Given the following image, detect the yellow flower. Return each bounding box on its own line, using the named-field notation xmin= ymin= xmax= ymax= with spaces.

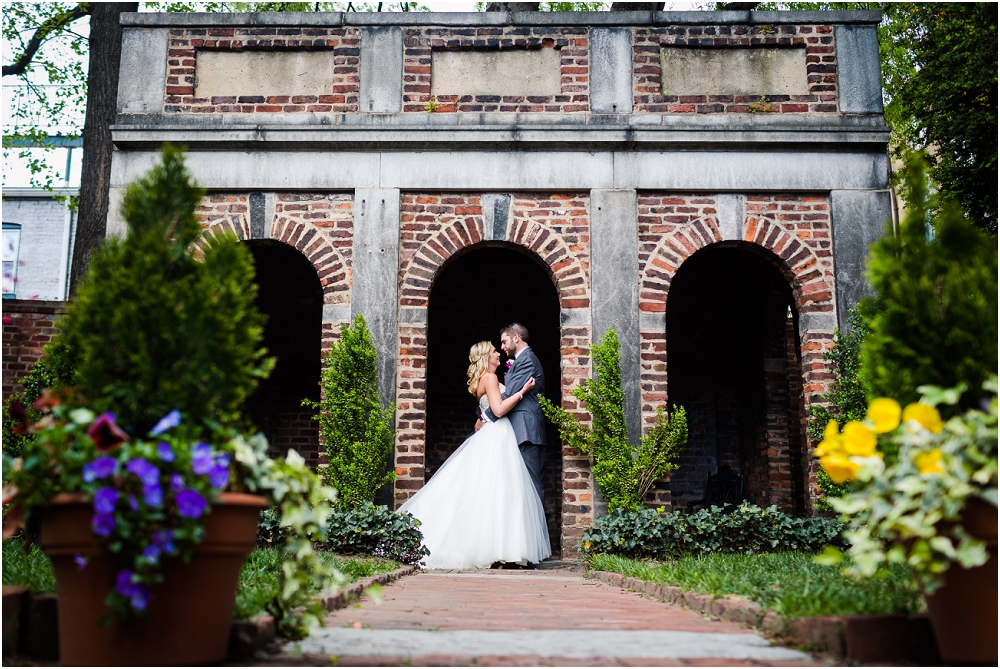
xmin=914 ymin=449 xmax=945 ymax=475
xmin=814 ymin=420 xmax=843 ymax=458
xmin=867 ymin=398 xmax=901 ymax=433
xmin=903 ymin=403 xmax=944 ymax=434
xmin=841 ymin=420 xmax=877 ymax=457
xmin=820 ymin=454 xmax=861 ymax=484
xmin=583 ymin=541 xmax=592 ymax=550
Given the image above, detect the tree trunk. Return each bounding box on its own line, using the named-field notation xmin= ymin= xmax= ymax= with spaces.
xmin=70 ymin=3 xmax=137 ymax=296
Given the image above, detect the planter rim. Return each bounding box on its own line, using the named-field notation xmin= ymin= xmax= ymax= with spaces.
xmin=47 ymin=491 xmax=269 ymax=507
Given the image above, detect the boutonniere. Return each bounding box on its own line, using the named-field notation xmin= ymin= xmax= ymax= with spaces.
xmin=505 ymin=360 xmax=514 ymax=371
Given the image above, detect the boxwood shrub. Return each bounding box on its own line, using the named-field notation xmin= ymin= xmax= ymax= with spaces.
xmin=583 ymin=502 xmax=848 ymax=559
xmin=258 ymin=501 xmax=428 ymax=565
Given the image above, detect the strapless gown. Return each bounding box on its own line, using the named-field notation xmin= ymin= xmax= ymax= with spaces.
xmin=399 ymin=386 xmax=551 ymax=569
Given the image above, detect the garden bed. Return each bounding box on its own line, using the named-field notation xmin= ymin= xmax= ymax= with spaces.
xmin=589 ymin=552 xmax=940 ymax=663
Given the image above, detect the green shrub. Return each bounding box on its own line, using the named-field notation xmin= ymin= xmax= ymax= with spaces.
xmin=540 ymin=328 xmax=688 ymax=511
xmin=322 ymin=502 xmax=428 ymax=565
xmin=51 ymin=145 xmax=272 ymax=437
xmin=807 ymin=306 xmax=873 ymax=503
xmin=583 ymin=502 xmax=847 ymax=559
xmin=2 ymin=537 xmax=56 ymax=594
xmin=305 ymin=314 xmax=395 ymax=508
xmin=861 ymin=153 xmax=998 ymax=417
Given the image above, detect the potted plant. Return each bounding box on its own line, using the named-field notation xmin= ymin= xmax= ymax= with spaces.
xmin=1 ymin=147 xmax=343 ymax=665
xmin=815 ymin=378 xmax=998 ymax=664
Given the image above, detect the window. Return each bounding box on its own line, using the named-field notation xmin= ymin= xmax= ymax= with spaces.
xmin=3 ymin=223 xmax=21 ymax=298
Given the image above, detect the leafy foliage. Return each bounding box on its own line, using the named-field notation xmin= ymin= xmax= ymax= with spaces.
xmin=582 ymin=502 xmax=848 ymax=559
xmin=591 ymin=552 xmax=921 ymax=618
xmin=806 ymin=306 xmax=871 ymax=500
xmin=1 ymin=339 xmax=78 ymax=461
xmin=53 ymin=145 xmax=273 ymax=437
xmin=860 ymin=154 xmax=998 ymax=414
xmin=2 ymin=536 xmax=57 ymax=594
xmin=540 ymin=328 xmax=687 ymax=511
xmin=823 ymin=379 xmax=998 ymax=594
xmin=305 ymin=314 xmax=395 ymax=508
xmin=320 ymin=501 xmax=428 ymax=565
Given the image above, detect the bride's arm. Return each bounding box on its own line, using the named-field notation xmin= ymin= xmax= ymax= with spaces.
xmin=481 ymin=374 xmax=523 ymax=418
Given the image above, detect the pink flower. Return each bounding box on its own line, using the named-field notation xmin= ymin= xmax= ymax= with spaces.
xmin=505 ymin=360 xmax=514 ymax=370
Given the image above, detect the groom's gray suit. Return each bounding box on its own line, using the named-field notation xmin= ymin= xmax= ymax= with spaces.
xmin=484 ymin=346 xmax=547 ymax=503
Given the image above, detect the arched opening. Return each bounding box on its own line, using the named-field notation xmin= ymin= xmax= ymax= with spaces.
xmin=426 ymin=243 xmax=562 ymax=554
xmin=666 ymin=244 xmax=807 ymax=514
xmin=245 ymin=241 xmax=324 ymax=466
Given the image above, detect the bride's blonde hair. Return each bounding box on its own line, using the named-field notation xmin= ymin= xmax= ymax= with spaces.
xmin=466 ymin=341 xmax=493 ymax=396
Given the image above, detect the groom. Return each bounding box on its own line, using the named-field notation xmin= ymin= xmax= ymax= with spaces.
xmin=483 ymin=323 xmax=547 ymax=503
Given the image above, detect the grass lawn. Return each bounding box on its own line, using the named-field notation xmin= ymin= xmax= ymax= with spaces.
xmin=2 ymin=538 xmax=399 ymax=620
xmin=591 ymin=552 xmax=923 ymax=618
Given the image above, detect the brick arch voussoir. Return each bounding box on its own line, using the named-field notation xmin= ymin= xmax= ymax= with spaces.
xmin=400 ymin=216 xmax=487 ymax=308
xmin=507 ymin=220 xmax=588 ymax=306
xmin=641 ymin=217 xmax=723 ymax=306
xmin=743 ymin=218 xmax=824 ymax=314
xmin=272 ymin=220 xmax=348 ymax=302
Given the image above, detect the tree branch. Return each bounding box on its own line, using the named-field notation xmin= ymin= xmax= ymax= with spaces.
xmin=2 ymin=3 xmax=92 ymax=78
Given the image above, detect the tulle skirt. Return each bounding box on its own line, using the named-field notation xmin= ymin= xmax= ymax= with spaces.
xmin=399 ymin=417 xmax=551 ymax=570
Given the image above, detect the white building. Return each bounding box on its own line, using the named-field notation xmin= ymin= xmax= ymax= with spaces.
xmin=1 ymin=187 xmax=77 ymax=301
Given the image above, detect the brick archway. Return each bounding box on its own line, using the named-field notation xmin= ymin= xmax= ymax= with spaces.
xmin=395 ymin=193 xmax=594 ymax=553
xmin=637 ymin=194 xmax=836 ymax=509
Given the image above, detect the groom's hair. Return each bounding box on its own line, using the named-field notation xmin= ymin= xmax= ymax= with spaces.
xmin=501 ymin=322 xmax=529 ymax=343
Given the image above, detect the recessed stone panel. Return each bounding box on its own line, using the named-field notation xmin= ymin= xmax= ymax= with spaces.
xmin=430 ymin=48 xmax=562 ymax=97
xmin=660 ymin=47 xmax=809 ymax=97
xmin=194 ymin=50 xmax=334 ymax=98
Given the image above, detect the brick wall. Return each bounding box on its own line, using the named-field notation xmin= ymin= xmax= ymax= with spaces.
xmin=2 ymin=300 xmax=67 ymax=402
xmin=633 ymin=24 xmax=837 ymax=113
xmin=402 ymin=27 xmax=589 ymax=113
xmin=164 ymin=27 xmax=360 ymax=113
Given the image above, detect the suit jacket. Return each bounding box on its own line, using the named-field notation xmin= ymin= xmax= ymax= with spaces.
xmin=485 ymin=346 xmax=547 ymax=446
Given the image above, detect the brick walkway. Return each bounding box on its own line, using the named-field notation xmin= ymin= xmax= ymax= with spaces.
xmin=269 ymin=568 xmax=819 ymax=666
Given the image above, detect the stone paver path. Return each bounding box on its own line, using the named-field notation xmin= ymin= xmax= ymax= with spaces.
xmin=276 ymin=569 xmax=817 ymax=666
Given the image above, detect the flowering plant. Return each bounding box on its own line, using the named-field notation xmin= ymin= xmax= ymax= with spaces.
xmin=815 ymin=377 xmax=998 ymax=592
xmin=3 ymin=394 xmax=344 ymax=636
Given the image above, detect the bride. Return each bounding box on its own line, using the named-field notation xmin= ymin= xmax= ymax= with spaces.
xmin=400 ymin=341 xmax=552 ymax=569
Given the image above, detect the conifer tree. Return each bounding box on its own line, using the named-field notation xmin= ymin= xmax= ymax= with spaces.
xmin=53 ymin=145 xmax=272 ymax=436
xmin=306 ymin=314 xmax=395 ymax=507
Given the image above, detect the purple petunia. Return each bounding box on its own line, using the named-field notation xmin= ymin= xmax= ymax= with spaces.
xmin=83 ymin=457 xmax=117 ymax=483
xmin=142 ymin=483 xmax=163 ymax=507
xmin=157 ymin=441 xmax=175 ymax=462
xmin=115 ymin=570 xmax=151 ymax=611
xmin=170 ymin=473 xmax=185 ymax=491
xmin=74 ymin=553 xmax=88 ymax=571
xmin=175 ymin=489 xmax=207 ymax=518
xmin=127 ymin=495 xmax=139 ymax=512
xmin=87 ymin=413 xmax=129 ymax=452
xmin=93 ymin=487 xmax=118 ymax=515
xmin=152 ymin=529 xmax=174 ymax=553
xmin=208 ymin=465 xmax=229 ymax=489
xmin=191 ymin=442 xmax=214 ymax=475
xmin=142 ymin=545 xmax=160 ymax=564
xmin=149 ymin=410 xmax=181 ymax=436
xmin=125 ymin=458 xmax=160 ymax=486
xmin=92 ymin=513 xmax=116 ymax=537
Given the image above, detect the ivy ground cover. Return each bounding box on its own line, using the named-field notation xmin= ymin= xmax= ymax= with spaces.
xmin=2 ymin=538 xmax=398 ymax=620
xmin=591 ymin=552 xmax=921 ymax=618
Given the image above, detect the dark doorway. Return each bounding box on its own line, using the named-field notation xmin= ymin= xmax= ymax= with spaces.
xmin=666 ymin=245 xmax=807 ymax=513
xmin=245 ymin=242 xmax=324 ymax=466
xmin=426 ymin=243 xmax=562 ymax=554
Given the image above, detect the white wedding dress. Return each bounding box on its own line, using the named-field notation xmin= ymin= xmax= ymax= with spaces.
xmin=399 ymin=385 xmax=551 ymax=569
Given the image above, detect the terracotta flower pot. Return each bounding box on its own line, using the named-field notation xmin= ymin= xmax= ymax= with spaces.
xmin=39 ymin=492 xmax=268 ymax=666
xmin=923 ymin=496 xmax=998 ymax=664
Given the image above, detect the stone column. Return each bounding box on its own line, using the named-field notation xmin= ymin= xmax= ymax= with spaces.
xmin=830 ymin=190 xmax=892 ymax=331
xmin=353 ymin=189 xmax=401 ymax=505
xmin=360 ymin=26 xmax=403 ymax=113
xmin=590 ymin=190 xmax=641 ymax=439
xmin=589 ymin=27 xmax=633 ymax=114
xmin=834 ymin=24 xmax=884 ymax=114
